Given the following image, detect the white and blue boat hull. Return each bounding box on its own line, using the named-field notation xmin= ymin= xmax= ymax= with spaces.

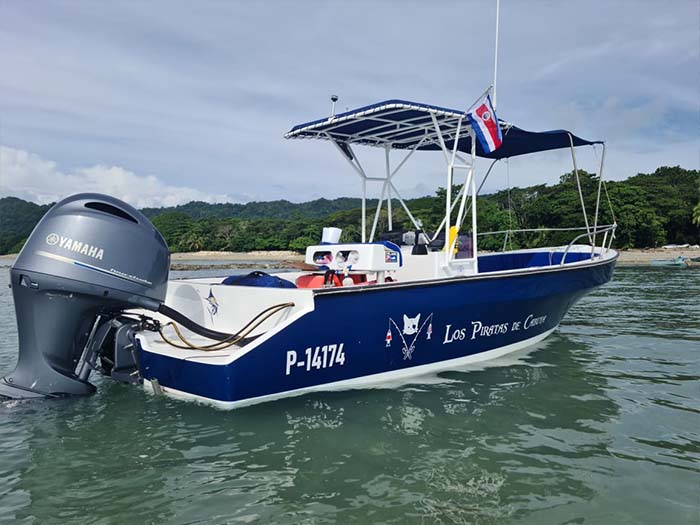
xmin=138 ymin=252 xmax=616 ymax=408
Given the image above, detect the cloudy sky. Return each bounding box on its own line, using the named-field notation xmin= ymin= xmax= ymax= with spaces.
xmin=1 ymin=1 xmax=698 ymax=207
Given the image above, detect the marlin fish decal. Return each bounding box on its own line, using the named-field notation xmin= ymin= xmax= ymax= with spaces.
xmin=206 ymin=288 xmax=219 ymax=321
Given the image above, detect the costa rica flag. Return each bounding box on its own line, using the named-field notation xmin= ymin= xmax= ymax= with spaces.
xmin=467 ymin=95 xmax=502 ymax=153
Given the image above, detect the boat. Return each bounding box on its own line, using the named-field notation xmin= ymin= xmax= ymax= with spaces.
xmin=0 ymin=96 xmax=618 ymax=408
xmin=650 ymin=256 xmax=690 ymax=267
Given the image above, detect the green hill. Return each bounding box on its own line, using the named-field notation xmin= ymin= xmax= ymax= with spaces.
xmin=1 ymin=166 xmax=697 ymax=254
xmin=0 ymin=197 xmax=53 ymax=254
xmin=140 ymin=197 xmax=379 ymax=221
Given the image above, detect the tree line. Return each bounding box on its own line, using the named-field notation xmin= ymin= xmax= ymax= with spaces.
xmin=1 ymin=165 xmax=698 ymax=255
xmin=149 ymin=166 xmax=700 ymax=252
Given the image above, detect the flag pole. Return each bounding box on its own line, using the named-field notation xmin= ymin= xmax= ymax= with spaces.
xmin=465 ymin=85 xmax=493 ymax=114
xmin=493 ymin=0 xmax=500 ymax=110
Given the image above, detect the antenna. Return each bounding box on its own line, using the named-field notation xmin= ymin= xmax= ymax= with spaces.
xmin=330 ymin=95 xmax=339 ymax=117
xmin=493 ymin=0 xmax=500 ymax=109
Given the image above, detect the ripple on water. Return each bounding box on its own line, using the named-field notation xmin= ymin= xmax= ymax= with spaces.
xmin=0 ymin=265 xmax=698 ymax=524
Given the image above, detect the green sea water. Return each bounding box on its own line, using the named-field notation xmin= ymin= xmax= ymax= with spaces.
xmin=0 ymin=262 xmax=698 ymax=524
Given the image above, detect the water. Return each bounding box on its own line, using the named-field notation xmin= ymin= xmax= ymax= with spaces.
xmin=0 ymin=260 xmax=698 ymax=524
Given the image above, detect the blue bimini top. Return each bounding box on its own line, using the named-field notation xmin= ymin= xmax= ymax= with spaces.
xmin=285 ymin=99 xmax=602 ymax=160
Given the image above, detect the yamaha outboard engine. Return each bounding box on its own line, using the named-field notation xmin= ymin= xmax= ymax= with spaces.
xmin=0 ymin=194 xmax=170 ymax=399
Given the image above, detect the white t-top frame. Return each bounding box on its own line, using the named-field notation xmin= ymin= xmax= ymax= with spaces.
xmin=309 ymin=106 xmax=482 ymax=271
xmin=285 ymin=96 xmax=614 ymax=274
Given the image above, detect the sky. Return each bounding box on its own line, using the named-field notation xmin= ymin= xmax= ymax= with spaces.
xmin=1 ymin=1 xmax=698 ymax=208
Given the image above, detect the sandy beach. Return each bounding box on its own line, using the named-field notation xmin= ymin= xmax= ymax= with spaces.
xmin=613 ymin=248 xmax=699 ymax=265
xmin=169 ymin=250 xmax=304 ymax=262
xmin=2 ymin=248 xmax=698 ymax=267
xmin=167 ymin=248 xmax=700 ymax=267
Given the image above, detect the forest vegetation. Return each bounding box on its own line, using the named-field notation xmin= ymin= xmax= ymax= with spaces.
xmin=1 ymin=166 xmax=697 ymax=255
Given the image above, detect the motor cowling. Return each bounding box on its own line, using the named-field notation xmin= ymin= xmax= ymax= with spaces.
xmin=0 ymin=193 xmax=170 ymax=399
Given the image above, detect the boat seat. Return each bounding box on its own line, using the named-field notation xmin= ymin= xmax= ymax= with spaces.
xmin=296 ymin=272 xmax=369 ymax=288
xmin=296 ymin=273 xmax=340 ymax=288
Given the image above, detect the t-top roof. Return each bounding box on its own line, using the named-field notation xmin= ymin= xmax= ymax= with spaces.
xmin=285 ymin=99 xmax=603 ymax=160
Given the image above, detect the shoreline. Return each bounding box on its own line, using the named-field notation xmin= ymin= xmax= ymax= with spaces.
xmin=613 ymin=248 xmax=699 ymax=265
xmin=167 ymin=248 xmax=700 ymax=266
xmin=1 ymin=248 xmax=697 ymax=267
xmin=169 ymin=250 xmax=304 ymax=262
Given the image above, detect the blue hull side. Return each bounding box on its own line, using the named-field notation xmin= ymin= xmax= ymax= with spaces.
xmin=140 ymin=259 xmax=616 ymax=403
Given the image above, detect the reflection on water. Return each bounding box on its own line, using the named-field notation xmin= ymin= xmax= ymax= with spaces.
xmin=0 ymin=264 xmax=698 ymax=524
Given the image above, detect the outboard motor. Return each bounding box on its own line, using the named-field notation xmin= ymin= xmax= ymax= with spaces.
xmin=0 ymin=194 xmax=170 ymax=399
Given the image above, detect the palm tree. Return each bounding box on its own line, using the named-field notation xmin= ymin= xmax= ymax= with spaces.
xmin=183 ymin=232 xmax=205 ymax=252
xmin=693 ymin=203 xmax=700 ymax=227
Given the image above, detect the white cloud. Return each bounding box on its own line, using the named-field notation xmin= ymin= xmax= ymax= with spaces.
xmin=0 ymin=146 xmax=232 ymax=208
xmin=0 ymin=1 xmax=697 ymax=202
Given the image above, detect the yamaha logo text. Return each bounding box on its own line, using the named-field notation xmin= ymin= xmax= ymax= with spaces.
xmin=46 ymin=233 xmax=105 ymax=260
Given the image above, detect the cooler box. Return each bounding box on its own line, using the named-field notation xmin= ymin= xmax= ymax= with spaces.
xmin=305 ymin=243 xmax=402 ymax=271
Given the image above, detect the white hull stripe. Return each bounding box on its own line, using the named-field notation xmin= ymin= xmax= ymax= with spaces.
xmin=35 ymin=250 xmax=153 ymax=286
xmin=143 ymin=327 xmax=557 ymax=409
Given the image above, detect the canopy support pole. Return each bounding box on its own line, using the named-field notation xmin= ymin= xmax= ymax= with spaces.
xmin=430 ymin=113 xmax=453 ymax=251
xmin=431 ymin=186 xmax=464 ymax=242
xmin=369 ymin=180 xmax=388 ymax=242
xmin=455 ymin=129 xmax=480 ymax=268
xmin=430 ymin=112 xmax=478 ymax=272
xmin=389 ymin=182 xmax=423 ymax=233
xmin=453 ymin=122 xmax=470 ymax=232
xmin=478 ymin=159 xmax=500 ymax=195
xmin=385 ymin=146 xmax=393 ymax=231
xmin=568 ymin=134 xmax=593 ymax=244
xmin=591 ymin=143 xmax=606 ymax=256
xmin=430 ymin=113 xmax=451 ymax=166
xmin=458 ymin=159 xmax=502 ymax=232
xmin=431 ymin=158 xmax=500 ymax=243
xmin=451 ymin=119 xmax=471 ymax=256
xmin=365 ymin=139 xmax=426 ymax=242
xmin=447 ymin=132 xmax=478 ymax=270
xmin=328 ymin=137 xmax=369 ymax=242
xmin=452 ymin=170 xmax=473 ymax=251
xmin=361 ymin=178 xmax=367 ymax=243
xmin=390 ymin=137 xmax=425 ymax=176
